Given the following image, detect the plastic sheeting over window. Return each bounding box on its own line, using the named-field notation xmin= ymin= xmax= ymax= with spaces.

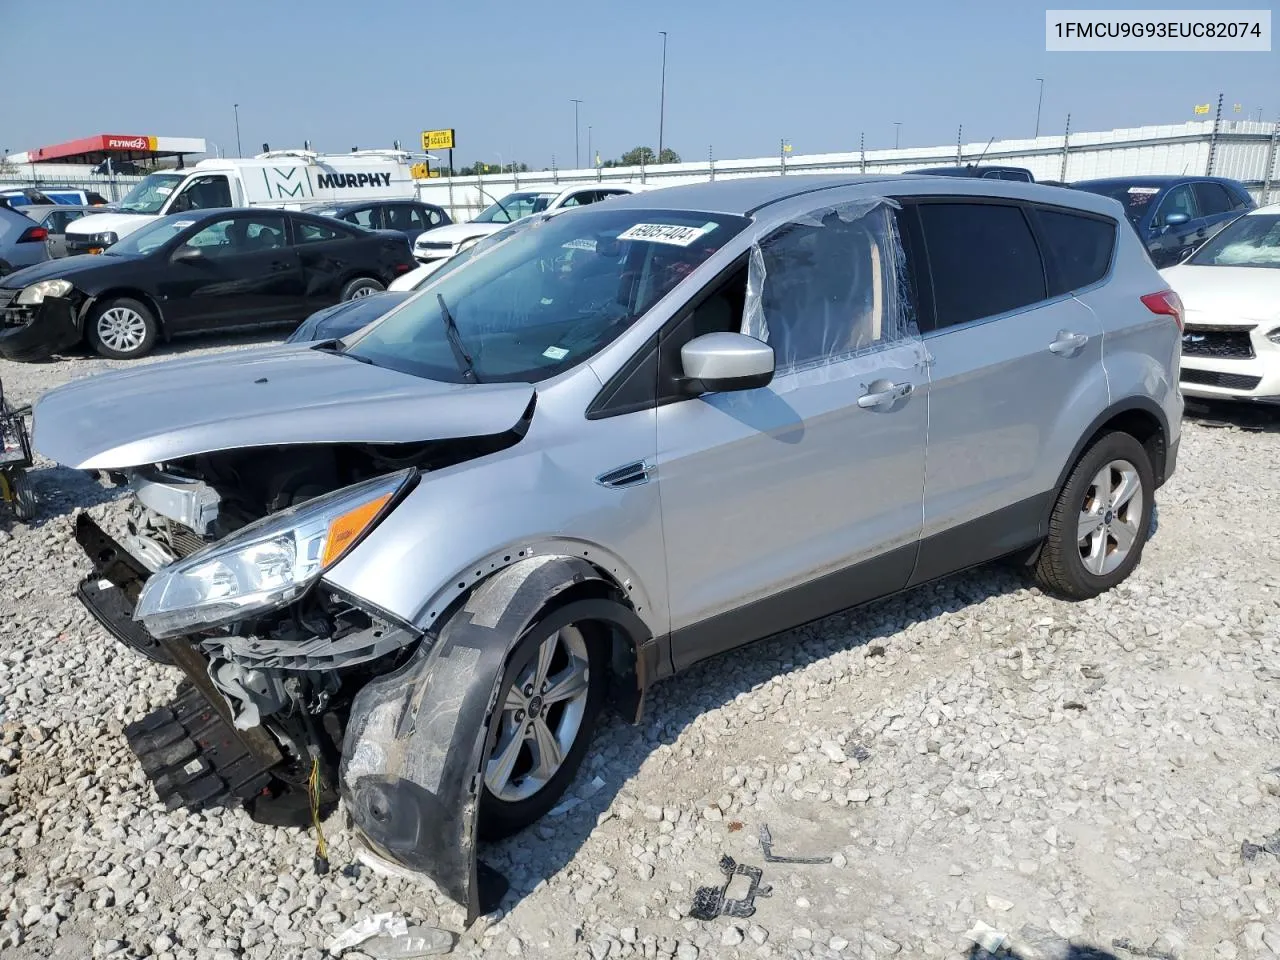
xmin=741 ymin=198 xmax=923 ymax=390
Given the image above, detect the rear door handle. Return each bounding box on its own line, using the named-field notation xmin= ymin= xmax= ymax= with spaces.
xmin=857 ymin=380 xmax=913 ymax=409
xmin=1049 ymin=331 xmax=1089 ymax=355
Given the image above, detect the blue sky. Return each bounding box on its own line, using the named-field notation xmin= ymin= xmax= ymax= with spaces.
xmin=5 ymin=0 xmax=1276 ymax=168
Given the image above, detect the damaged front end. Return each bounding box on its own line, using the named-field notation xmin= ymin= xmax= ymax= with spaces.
xmin=66 ymin=401 xmax=547 ymax=920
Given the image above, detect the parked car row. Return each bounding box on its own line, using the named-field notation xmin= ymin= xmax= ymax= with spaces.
xmin=0 ymin=207 xmax=415 ymax=360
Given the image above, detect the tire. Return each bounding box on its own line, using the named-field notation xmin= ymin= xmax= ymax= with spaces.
xmin=10 ymin=470 xmax=36 ymax=522
xmin=87 ymin=297 xmax=158 ymax=360
xmin=1033 ymin=431 xmax=1155 ymax=600
xmin=339 ymin=277 xmax=384 ymax=301
xmin=478 ymin=618 xmax=608 ymax=840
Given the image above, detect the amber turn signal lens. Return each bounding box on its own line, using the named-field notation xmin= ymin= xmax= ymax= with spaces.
xmin=321 ymin=493 xmax=392 ymax=567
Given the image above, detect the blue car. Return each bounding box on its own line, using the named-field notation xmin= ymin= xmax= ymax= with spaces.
xmin=1072 ymin=175 xmax=1255 ymax=268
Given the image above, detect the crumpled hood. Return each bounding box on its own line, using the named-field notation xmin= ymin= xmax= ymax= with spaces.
xmin=64 ymin=212 xmax=153 ymax=238
xmin=33 ymin=343 xmax=534 ymax=470
xmin=1161 ymin=264 xmax=1280 ymax=323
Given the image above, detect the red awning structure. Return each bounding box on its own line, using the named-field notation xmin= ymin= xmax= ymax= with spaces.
xmin=9 ymin=134 xmax=207 ymax=166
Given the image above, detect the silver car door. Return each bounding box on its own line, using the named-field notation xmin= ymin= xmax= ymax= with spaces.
xmin=656 ymin=198 xmax=928 ymax=669
xmin=904 ymin=198 xmax=1109 ymax=585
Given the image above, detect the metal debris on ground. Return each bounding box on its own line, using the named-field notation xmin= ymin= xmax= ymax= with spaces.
xmin=1240 ymin=831 xmax=1280 ymax=862
xmin=362 ymin=926 xmax=457 ymax=958
xmin=758 ymin=823 xmax=833 ymax=864
xmin=688 ymin=855 xmax=772 ymax=921
xmin=329 ymin=913 xmax=409 ymax=954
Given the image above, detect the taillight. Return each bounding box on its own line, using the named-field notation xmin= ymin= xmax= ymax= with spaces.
xmin=1141 ymin=290 xmax=1184 ymax=332
xmin=17 ymin=227 xmax=48 ymax=243
xmin=393 ymin=262 xmax=412 ymax=274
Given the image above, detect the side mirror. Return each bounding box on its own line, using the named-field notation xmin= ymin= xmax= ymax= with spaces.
xmin=172 ymin=246 xmax=204 ymax=263
xmin=678 ymin=332 xmax=774 ymax=395
xmin=1163 ymin=212 xmax=1190 ymax=227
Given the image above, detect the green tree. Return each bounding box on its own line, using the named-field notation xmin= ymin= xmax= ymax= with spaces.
xmin=619 ymin=146 xmax=656 ymax=166
xmin=657 ymin=148 xmax=681 ymax=164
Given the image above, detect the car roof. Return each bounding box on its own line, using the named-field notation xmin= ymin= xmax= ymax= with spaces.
xmin=596 ymin=174 xmax=1108 ymax=217
xmin=1246 ymin=203 xmax=1280 ymax=215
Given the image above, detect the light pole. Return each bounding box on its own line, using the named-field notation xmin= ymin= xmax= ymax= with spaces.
xmin=658 ymin=31 xmax=668 ymax=163
xmin=494 ymin=152 xmax=504 ymax=174
xmin=570 ymin=99 xmax=583 ymax=169
xmin=588 ymin=125 xmax=593 ymax=167
xmin=1034 ymin=77 xmax=1045 ymax=138
xmin=893 ymin=122 xmax=901 ymax=149
xmin=233 ymin=103 xmax=242 ymax=158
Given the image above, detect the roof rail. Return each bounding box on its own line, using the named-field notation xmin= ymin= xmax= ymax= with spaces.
xmin=255 ymin=149 xmax=320 ymax=161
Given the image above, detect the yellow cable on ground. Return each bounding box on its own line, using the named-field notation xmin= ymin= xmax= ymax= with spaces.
xmin=308 ymin=756 xmax=329 ymax=873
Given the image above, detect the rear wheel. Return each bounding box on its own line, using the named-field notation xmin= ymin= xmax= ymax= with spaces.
xmin=87 ymin=297 xmax=158 ymax=360
xmin=479 ymin=620 xmax=607 ymax=839
xmin=340 ymin=277 xmax=384 ymax=301
xmin=1033 ymin=431 xmax=1154 ymax=600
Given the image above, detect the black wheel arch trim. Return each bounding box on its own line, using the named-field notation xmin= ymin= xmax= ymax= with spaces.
xmin=1045 ymin=395 xmax=1172 ymax=531
xmin=339 ymin=557 xmax=652 ymax=925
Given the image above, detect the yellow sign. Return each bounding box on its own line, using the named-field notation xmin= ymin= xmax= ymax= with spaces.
xmin=1193 ymin=103 xmax=1211 ymax=115
xmin=783 ymin=143 xmax=793 ymax=153
xmin=428 ymin=171 xmax=441 ymax=178
xmin=410 ymin=162 xmax=430 ymax=179
xmin=421 ymin=128 xmax=455 ymax=151
xmin=1233 ymin=103 xmax=1243 ymax=112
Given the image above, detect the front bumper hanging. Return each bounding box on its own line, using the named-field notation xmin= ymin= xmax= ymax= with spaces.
xmin=73 ymin=514 xmax=285 ymax=797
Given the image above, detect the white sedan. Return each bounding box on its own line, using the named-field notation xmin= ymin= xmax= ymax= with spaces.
xmin=410 ymin=184 xmax=638 ymax=265
xmin=1161 ymin=203 xmax=1280 ymax=404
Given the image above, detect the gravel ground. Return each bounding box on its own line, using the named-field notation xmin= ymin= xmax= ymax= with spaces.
xmin=1 ymin=340 xmax=1278 ymax=960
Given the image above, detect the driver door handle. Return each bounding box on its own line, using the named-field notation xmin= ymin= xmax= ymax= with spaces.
xmin=857 ymin=381 xmax=913 ymax=409
xmin=1049 ymin=331 xmax=1089 ymax=356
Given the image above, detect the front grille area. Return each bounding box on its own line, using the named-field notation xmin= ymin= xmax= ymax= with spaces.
xmin=1181 ymin=368 xmax=1263 ymax=391
xmin=0 ymin=289 xmax=18 ymax=309
xmin=1182 ymin=324 xmax=1255 ymax=360
xmin=1 ymin=305 xmax=35 ymax=329
xmin=415 ymin=241 xmax=454 ymax=251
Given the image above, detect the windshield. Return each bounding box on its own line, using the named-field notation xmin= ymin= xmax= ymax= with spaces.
xmin=345 ymin=207 xmax=748 ymax=382
xmin=105 ymin=213 xmax=199 ymax=257
xmin=1073 ymin=182 xmax=1162 ymax=226
xmin=116 ymin=172 xmax=187 ymax=214
xmin=1189 ymin=214 xmax=1280 ymax=268
xmin=472 ymin=191 xmax=558 ymax=224
xmin=409 ymin=215 xmax=549 ymax=291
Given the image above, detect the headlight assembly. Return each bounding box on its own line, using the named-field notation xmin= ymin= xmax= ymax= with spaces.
xmin=1268 ymin=326 xmax=1280 ymax=345
xmin=92 ymin=231 xmax=118 ymax=246
xmin=15 ymin=279 xmax=73 ymax=304
xmin=135 ymin=469 xmax=415 ymax=638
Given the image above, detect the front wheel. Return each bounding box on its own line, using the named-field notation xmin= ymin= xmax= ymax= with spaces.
xmin=1033 ymin=431 xmax=1155 ymax=600
xmin=479 ymin=620 xmax=607 ymax=839
xmin=340 ymin=277 xmax=384 ymax=301
xmin=87 ymin=297 xmax=158 ymax=360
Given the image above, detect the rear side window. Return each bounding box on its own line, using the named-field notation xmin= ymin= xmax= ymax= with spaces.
xmin=294 ymin=218 xmax=355 ymax=244
xmin=1035 ymin=208 xmax=1116 ymax=294
xmin=916 ymin=202 xmax=1046 ymax=329
xmin=1193 ymin=182 xmax=1234 ymax=217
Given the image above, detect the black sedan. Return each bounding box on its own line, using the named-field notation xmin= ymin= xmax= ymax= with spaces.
xmin=302 ymin=199 xmax=451 ymax=245
xmin=0 ymin=208 xmax=416 ymax=361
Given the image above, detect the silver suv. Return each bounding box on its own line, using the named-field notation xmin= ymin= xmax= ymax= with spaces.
xmin=35 ymin=175 xmax=1182 ymax=919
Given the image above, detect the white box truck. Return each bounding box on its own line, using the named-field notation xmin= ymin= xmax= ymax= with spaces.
xmin=66 ymin=149 xmax=417 ymax=254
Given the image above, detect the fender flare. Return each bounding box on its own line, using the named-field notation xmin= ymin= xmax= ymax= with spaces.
xmin=339 ymin=556 xmax=652 ymax=924
xmin=1041 ymin=395 xmax=1172 ymax=532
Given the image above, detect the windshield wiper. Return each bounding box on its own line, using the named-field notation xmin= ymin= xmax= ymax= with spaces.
xmin=437 ymin=293 xmax=478 ymax=383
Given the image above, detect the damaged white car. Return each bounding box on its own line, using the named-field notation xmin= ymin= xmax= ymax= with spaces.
xmin=34 ymin=175 xmax=1180 ymax=920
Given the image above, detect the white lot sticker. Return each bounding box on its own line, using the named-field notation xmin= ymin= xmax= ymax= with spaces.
xmin=173 ymin=220 xmax=195 ymax=228
xmin=562 ymin=238 xmax=596 ymax=251
xmin=617 ymin=222 xmax=717 ymax=246
xmin=156 ymin=186 xmax=174 ymax=195
xmin=1127 ymin=187 xmax=1161 ymax=195
xmin=542 ymin=346 xmax=569 ymax=360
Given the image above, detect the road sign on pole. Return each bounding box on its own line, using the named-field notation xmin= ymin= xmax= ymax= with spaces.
xmin=421 ymin=129 xmax=456 ymax=151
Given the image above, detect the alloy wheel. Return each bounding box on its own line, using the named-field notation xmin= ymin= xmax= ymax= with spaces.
xmin=484 ymin=625 xmax=592 ymax=803
xmin=1077 ymin=458 xmax=1144 ymax=576
xmin=96 ymin=307 xmax=148 ymax=353
xmin=349 ymin=285 xmax=376 ymax=298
